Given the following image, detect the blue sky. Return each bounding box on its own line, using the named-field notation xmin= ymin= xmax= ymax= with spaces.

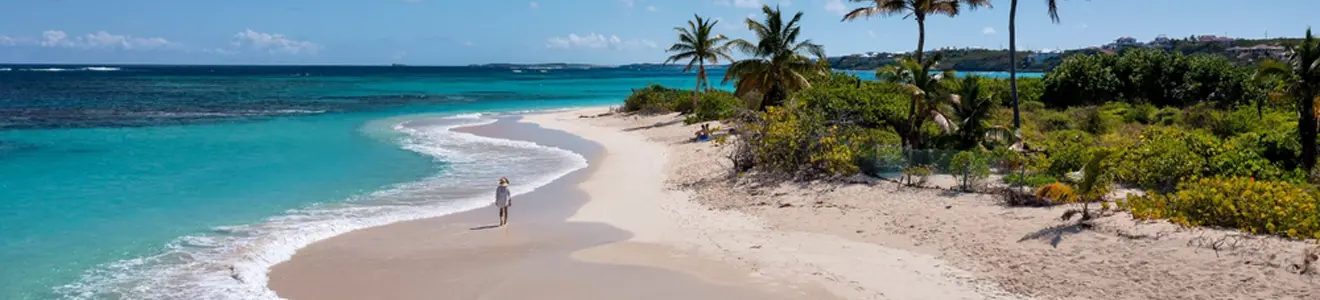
xmin=0 ymin=0 xmax=1314 ymax=65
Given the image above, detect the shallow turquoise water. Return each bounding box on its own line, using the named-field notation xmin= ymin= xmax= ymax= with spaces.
xmin=0 ymin=66 xmax=706 ymax=299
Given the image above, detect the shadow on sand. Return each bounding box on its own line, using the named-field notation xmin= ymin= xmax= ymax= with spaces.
xmin=1018 ymin=223 xmax=1090 ymax=248
xmin=469 ymin=224 xmax=502 ymax=231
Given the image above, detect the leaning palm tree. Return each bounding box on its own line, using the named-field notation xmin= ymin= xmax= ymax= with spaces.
xmin=1256 ymin=28 xmax=1320 ymax=171
xmin=1008 ymin=0 xmax=1062 ymax=134
xmin=878 ymin=54 xmax=957 ymax=148
xmin=842 ymin=0 xmax=991 ymax=64
xmin=723 ymin=5 xmax=827 ymax=110
xmin=664 ymin=14 xmax=735 ymax=110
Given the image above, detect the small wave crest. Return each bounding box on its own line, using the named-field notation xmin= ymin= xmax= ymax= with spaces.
xmin=55 ymin=113 xmax=588 ymax=300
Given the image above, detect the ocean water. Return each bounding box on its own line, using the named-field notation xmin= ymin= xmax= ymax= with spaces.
xmin=0 ymin=65 xmax=716 ymax=299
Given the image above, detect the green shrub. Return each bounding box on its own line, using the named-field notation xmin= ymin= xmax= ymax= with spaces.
xmin=1119 ymin=177 xmax=1320 ymax=239
xmin=1041 ymin=54 xmax=1121 ymax=107
xmin=684 ymin=91 xmax=742 ymax=124
xmin=1124 ymin=103 xmax=1157 ymax=124
xmin=949 ymin=151 xmax=992 ymax=190
xmin=737 ymin=106 xmax=868 ymax=176
xmin=1037 ymin=110 xmax=1074 ymax=132
xmin=903 ymin=164 xmax=933 ymax=186
xmin=1072 ymin=106 xmax=1117 ymax=135
xmin=1041 ymin=130 xmax=1095 ymax=178
xmin=1021 ymin=100 xmax=1047 ymax=112
xmin=1112 ymin=126 xmax=1208 ymax=187
xmin=798 ymin=85 xmax=908 ymax=130
xmin=1003 ymin=173 xmax=1058 ymax=187
xmin=623 ymin=84 xmax=693 ymax=114
xmin=1154 ymin=107 xmax=1181 ymax=125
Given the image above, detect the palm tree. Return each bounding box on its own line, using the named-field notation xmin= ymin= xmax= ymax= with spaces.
xmin=878 ymin=54 xmax=957 ymax=148
xmin=1256 ymin=28 xmax=1320 ymax=171
xmin=842 ymin=0 xmax=991 ymax=64
xmin=723 ymin=5 xmax=827 ymax=110
xmin=1008 ymin=0 xmax=1061 ymax=133
xmin=950 ymin=75 xmax=1013 ymax=150
xmin=664 ymin=14 xmax=735 ymax=110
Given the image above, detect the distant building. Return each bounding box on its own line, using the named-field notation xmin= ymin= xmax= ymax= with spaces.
xmin=1148 ymin=35 xmax=1174 ymax=49
xmin=1104 ymin=37 xmax=1140 ymax=50
xmin=1026 ymin=49 xmax=1064 ymax=64
xmin=1196 ymin=35 xmax=1236 ymax=46
xmin=1228 ymin=44 xmax=1290 ymax=60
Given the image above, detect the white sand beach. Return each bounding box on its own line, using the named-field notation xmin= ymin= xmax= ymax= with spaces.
xmin=269 ymin=107 xmax=1319 ymax=300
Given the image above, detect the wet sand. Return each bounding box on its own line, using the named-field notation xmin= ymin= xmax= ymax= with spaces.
xmin=267 ymin=115 xmax=833 ymax=299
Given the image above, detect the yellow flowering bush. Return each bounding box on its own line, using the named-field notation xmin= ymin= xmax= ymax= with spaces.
xmin=1118 ymin=177 xmax=1320 ymax=240
xmin=1036 ymin=182 xmax=1079 ymax=203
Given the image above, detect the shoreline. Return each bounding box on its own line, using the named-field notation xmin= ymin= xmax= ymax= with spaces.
xmin=267 ymin=108 xmax=1016 ymax=299
xmin=267 ymin=113 xmax=828 ymax=299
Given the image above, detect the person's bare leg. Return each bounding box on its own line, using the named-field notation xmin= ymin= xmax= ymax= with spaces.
xmin=499 ymin=207 xmax=507 ymax=226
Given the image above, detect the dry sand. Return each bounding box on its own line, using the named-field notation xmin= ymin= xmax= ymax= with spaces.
xmin=560 ymin=108 xmax=1320 ymax=300
xmin=270 ymin=106 xmax=1319 ymax=300
xmin=268 ymin=116 xmax=836 ymax=300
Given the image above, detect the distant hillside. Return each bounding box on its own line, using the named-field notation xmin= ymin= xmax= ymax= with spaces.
xmin=829 ymin=37 xmax=1303 ymax=71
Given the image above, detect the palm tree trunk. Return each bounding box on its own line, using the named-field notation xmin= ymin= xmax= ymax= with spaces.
xmin=1303 ymin=90 xmax=1318 ymax=171
xmin=915 ymin=17 xmax=927 ymax=63
xmin=694 ymin=62 xmax=704 ymax=111
xmin=906 ymin=17 xmax=927 ymax=149
xmin=1009 ymin=0 xmax=1021 ymax=130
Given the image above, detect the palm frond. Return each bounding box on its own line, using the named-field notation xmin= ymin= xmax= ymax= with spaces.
xmin=1046 ymin=0 xmax=1061 ymax=23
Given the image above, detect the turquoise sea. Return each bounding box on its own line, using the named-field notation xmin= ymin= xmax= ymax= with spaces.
xmin=0 ymin=65 xmax=1045 ymax=299
xmin=0 ymin=65 xmax=719 ymax=300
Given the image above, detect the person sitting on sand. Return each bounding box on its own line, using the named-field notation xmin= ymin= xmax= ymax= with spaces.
xmin=495 ymin=177 xmax=512 ymax=226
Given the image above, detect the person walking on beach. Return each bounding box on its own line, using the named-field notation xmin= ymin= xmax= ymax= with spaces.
xmin=495 ymin=177 xmax=512 ymax=226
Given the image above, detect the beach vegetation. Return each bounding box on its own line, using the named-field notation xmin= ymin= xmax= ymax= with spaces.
xmin=664 ymin=14 xmax=735 ymax=111
xmin=657 ymin=5 xmax=1320 ymax=239
xmin=685 ymin=91 xmax=744 ymax=124
xmin=622 ymin=84 xmax=694 ymax=114
xmin=949 ymin=150 xmax=991 ymax=190
xmin=1119 ymin=177 xmax=1320 ymax=240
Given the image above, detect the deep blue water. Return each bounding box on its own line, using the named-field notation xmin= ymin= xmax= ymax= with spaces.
xmin=0 ymin=65 xmax=710 ymax=300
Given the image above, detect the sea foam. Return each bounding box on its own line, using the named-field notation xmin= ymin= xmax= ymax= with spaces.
xmin=55 ymin=112 xmax=588 ymax=300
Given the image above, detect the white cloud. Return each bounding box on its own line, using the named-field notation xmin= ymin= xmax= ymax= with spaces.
xmin=529 ymin=1 xmax=539 ymax=9
xmin=868 ymin=30 xmax=877 ymax=38
xmin=80 ymin=31 xmax=174 ymax=50
xmin=545 ymin=33 xmax=658 ymax=50
xmin=982 ymin=27 xmax=996 ymax=35
xmin=41 ymin=30 xmax=69 ymax=47
xmin=716 ymin=0 xmax=763 ymax=8
xmin=232 ymin=29 xmax=320 ymax=55
xmin=463 ymin=41 xmax=474 ymax=46
xmin=0 ymin=30 xmax=178 ymax=50
xmin=824 ymin=0 xmax=847 ymax=15
xmin=201 ymin=48 xmax=239 ymax=55
xmin=1077 ymin=23 xmax=1089 ymax=29
xmin=647 ymin=5 xmax=658 ymax=11
xmin=621 ymin=0 xmax=635 ymax=8
xmin=780 ymin=0 xmax=791 ymax=7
